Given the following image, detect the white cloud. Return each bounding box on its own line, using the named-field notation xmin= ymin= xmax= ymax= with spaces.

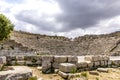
xmin=0 ymin=0 xmax=120 ymax=38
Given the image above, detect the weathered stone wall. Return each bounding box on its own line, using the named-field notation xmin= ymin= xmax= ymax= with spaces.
xmin=2 ymin=55 xmax=120 ymax=74
xmin=0 ymin=39 xmax=36 ymax=56
xmin=41 ymin=55 xmax=120 ymax=73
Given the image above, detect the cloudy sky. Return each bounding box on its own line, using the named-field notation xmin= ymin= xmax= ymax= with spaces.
xmin=0 ymin=0 xmax=120 ymax=38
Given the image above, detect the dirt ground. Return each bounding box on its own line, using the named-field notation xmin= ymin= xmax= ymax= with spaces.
xmin=30 ymin=67 xmax=64 ymax=80
xmin=30 ymin=67 xmax=120 ymax=80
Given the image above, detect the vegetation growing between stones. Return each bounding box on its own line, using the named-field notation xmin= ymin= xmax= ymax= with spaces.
xmin=0 ymin=64 xmax=4 ymax=71
xmin=81 ymin=72 xmax=89 ymax=79
xmin=70 ymin=67 xmax=77 ymax=73
xmin=28 ymin=76 xmax=37 ymax=80
xmin=32 ymin=58 xmax=37 ymax=63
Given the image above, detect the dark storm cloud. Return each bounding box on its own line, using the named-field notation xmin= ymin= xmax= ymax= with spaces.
xmin=15 ymin=10 xmax=57 ymax=31
xmin=56 ymin=0 xmax=120 ymax=31
xmin=15 ymin=0 xmax=120 ymax=32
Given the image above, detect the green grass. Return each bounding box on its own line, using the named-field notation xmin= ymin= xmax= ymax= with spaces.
xmin=81 ymin=72 xmax=89 ymax=79
xmin=28 ymin=76 xmax=37 ymax=80
xmin=0 ymin=64 xmax=4 ymax=71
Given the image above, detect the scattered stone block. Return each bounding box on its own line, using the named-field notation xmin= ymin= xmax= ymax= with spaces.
xmin=54 ymin=56 xmax=67 ymax=63
xmin=42 ymin=61 xmax=54 ymax=74
xmin=59 ymin=63 xmax=77 ymax=73
xmin=68 ymin=73 xmax=77 ymax=79
xmin=0 ymin=66 xmax=32 ymax=80
xmin=37 ymin=66 xmax=42 ymax=70
xmin=55 ymin=69 xmax=59 ymax=73
xmin=97 ymin=68 xmax=109 ymax=73
xmin=89 ymin=71 xmax=99 ymax=75
xmin=58 ymin=71 xmax=68 ymax=79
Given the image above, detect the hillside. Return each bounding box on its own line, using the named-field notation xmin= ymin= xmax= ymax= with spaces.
xmin=1 ymin=31 xmax=120 ymax=56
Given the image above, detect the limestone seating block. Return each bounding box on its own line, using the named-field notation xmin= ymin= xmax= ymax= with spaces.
xmin=36 ymin=61 xmax=42 ymax=65
xmin=52 ymin=62 xmax=60 ymax=69
xmin=6 ymin=56 xmax=16 ymax=61
xmin=59 ymin=63 xmax=77 ymax=73
xmin=100 ymin=61 xmax=105 ymax=66
xmin=94 ymin=61 xmax=100 ymax=67
xmin=102 ymin=56 xmax=109 ymax=61
xmin=67 ymin=56 xmax=78 ymax=63
xmin=108 ymin=60 xmax=112 ymax=66
xmin=16 ymin=56 xmax=24 ymax=61
xmin=89 ymin=71 xmax=99 ymax=75
xmin=93 ymin=56 xmax=101 ymax=61
xmin=17 ymin=61 xmax=25 ymax=65
xmin=85 ymin=55 xmax=102 ymax=62
xmin=42 ymin=55 xmax=53 ymax=62
xmin=0 ymin=56 xmax=6 ymax=64
xmin=42 ymin=61 xmax=52 ymax=73
xmin=86 ymin=61 xmax=93 ymax=68
xmin=76 ymin=62 xmax=88 ymax=68
xmin=97 ymin=68 xmax=109 ymax=73
xmin=26 ymin=61 xmax=33 ymax=66
xmin=104 ymin=60 xmax=108 ymax=66
xmin=24 ymin=56 xmax=41 ymax=61
xmin=54 ymin=56 xmax=67 ymax=63
xmin=58 ymin=71 xmax=68 ymax=79
xmin=84 ymin=55 xmax=93 ymax=61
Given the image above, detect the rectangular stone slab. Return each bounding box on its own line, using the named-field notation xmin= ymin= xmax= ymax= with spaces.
xmin=59 ymin=63 xmax=77 ymax=73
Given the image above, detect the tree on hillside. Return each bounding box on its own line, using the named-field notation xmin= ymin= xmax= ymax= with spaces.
xmin=0 ymin=14 xmax=14 ymax=41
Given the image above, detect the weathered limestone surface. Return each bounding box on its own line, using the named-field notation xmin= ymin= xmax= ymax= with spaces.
xmin=59 ymin=63 xmax=77 ymax=73
xmin=16 ymin=56 xmax=24 ymax=61
xmin=76 ymin=62 xmax=88 ymax=68
xmin=54 ymin=56 xmax=67 ymax=63
xmin=94 ymin=61 xmax=100 ymax=67
xmin=58 ymin=71 xmax=68 ymax=79
xmin=41 ymin=55 xmax=54 ymax=73
xmin=0 ymin=66 xmax=32 ymax=80
xmin=42 ymin=61 xmax=53 ymax=74
xmin=97 ymin=68 xmax=109 ymax=73
xmin=89 ymin=71 xmax=99 ymax=75
xmin=67 ymin=56 xmax=78 ymax=63
xmin=42 ymin=55 xmax=54 ymax=62
xmin=0 ymin=56 xmax=6 ymax=64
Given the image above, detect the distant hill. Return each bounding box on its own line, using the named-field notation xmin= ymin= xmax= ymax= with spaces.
xmin=0 ymin=30 xmax=120 ymax=56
